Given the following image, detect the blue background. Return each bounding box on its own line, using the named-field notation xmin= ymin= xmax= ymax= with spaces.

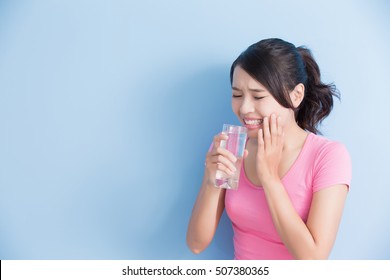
xmin=0 ymin=0 xmax=389 ymax=259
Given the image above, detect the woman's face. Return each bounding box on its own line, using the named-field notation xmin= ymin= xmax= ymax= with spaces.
xmin=231 ymin=66 xmax=295 ymax=139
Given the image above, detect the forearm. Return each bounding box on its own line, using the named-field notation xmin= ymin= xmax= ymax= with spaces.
xmin=263 ymin=179 xmax=324 ymax=259
xmin=186 ymin=178 xmax=225 ymax=254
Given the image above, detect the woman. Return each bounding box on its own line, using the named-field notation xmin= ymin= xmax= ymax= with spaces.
xmin=186 ymin=38 xmax=352 ymax=260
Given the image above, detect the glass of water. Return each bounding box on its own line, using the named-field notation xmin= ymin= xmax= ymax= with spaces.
xmin=215 ymin=124 xmax=247 ymax=190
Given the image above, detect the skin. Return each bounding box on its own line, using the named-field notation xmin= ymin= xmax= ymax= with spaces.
xmin=186 ymin=66 xmax=348 ymax=259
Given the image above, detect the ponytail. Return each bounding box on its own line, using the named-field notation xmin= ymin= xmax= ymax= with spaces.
xmin=296 ymin=47 xmax=340 ymax=134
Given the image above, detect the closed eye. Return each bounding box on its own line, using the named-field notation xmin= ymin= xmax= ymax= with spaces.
xmin=254 ymin=96 xmax=266 ymax=100
xmin=232 ymin=94 xmax=242 ymax=98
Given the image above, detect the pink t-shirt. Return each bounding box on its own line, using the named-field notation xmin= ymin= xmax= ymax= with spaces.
xmin=225 ymin=133 xmax=352 ymax=260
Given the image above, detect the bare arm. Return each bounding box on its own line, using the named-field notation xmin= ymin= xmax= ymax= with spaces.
xmin=263 ymin=181 xmax=348 ymax=259
xmin=257 ymin=115 xmax=349 ymax=259
xmin=186 ymin=178 xmax=226 ymax=254
xmin=186 ymin=134 xmax=239 ymax=254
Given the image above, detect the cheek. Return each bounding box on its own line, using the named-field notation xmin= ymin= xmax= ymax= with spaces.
xmin=231 ymin=100 xmax=241 ymax=116
xmin=272 ymin=110 xmax=295 ymax=130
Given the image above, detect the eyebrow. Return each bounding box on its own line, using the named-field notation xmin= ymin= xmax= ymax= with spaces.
xmin=232 ymin=86 xmax=266 ymax=93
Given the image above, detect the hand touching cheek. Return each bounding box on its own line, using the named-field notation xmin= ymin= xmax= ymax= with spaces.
xmin=256 ymin=114 xmax=285 ymax=186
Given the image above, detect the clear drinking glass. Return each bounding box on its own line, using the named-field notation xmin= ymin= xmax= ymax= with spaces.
xmin=215 ymin=124 xmax=247 ymax=190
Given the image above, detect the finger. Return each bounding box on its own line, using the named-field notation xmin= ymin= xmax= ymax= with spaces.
xmin=216 ymin=146 xmax=237 ymax=164
xmin=213 ymin=155 xmax=237 ymax=175
xmin=270 ymin=114 xmax=277 ymax=145
xmin=257 ymin=128 xmax=264 ymax=151
xmin=216 ymin=163 xmax=235 ymax=176
xmin=213 ymin=133 xmax=228 ymax=149
xmin=262 ymin=117 xmax=270 ymax=147
xmin=243 ymin=149 xmax=249 ymax=159
xmin=277 ymin=116 xmax=283 ymax=145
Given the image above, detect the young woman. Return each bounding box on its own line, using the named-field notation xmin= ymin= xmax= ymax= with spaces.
xmin=186 ymin=38 xmax=352 ymax=260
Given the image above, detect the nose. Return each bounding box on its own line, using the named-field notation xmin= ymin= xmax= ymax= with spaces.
xmin=239 ymin=96 xmax=255 ymax=115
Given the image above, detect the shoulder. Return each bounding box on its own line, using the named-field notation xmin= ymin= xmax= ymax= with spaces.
xmin=307 ymin=133 xmax=352 ymax=191
xmin=308 ymin=133 xmax=350 ymax=162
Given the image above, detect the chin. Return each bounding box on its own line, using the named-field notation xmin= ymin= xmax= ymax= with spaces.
xmin=247 ymin=129 xmax=260 ymax=139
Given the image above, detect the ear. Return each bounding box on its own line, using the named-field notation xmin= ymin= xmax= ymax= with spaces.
xmin=289 ymin=83 xmax=305 ymax=108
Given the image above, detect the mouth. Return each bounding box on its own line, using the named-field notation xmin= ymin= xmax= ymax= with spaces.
xmin=243 ymin=118 xmax=263 ymax=129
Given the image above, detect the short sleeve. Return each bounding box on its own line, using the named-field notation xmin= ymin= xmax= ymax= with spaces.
xmin=312 ymin=141 xmax=352 ymax=192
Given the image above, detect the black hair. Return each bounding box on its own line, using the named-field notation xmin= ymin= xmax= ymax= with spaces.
xmin=230 ymin=38 xmax=339 ymax=134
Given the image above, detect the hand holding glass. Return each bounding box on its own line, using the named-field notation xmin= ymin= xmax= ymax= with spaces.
xmin=215 ymin=124 xmax=247 ymax=190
